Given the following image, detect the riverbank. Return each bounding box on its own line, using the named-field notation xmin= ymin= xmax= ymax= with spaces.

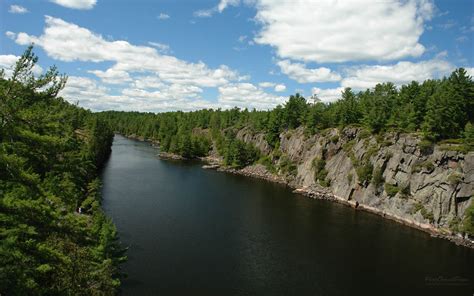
xmin=122 ymin=134 xmax=474 ymax=249
xmin=213 ymin=163 xmax=474 ymax=249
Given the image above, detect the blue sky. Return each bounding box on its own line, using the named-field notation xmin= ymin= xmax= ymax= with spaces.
xmin=0 ymin=0 xmax=473 ymax=112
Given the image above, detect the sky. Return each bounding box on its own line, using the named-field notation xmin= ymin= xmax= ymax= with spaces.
xmin=0 ymin=0 xmax=473 ymax=112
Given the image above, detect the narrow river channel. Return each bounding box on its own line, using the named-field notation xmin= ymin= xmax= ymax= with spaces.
xmin=102 ymin=135 xmax=473 ymax=295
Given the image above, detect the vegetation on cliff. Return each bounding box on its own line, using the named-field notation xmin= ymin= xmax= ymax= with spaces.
xmin=99 ymin=68 xmax=473 ymax=158
xmin=97 ymin=68 xmax=473 ymax=238
xmin=0 ymin=47 xmax=125 ymax=295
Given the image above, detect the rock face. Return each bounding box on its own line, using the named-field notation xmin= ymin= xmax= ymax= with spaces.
xmin=230 ymin=126 xmax=473 ymax=243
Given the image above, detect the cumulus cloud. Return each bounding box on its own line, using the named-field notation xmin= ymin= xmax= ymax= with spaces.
xmin=60 ymin=76 xmax=213 ymax=112
xmin=466 ymin=67 xmax=474 ymax=77
xmin=0 ymin=54 xmax=43 ymax=77
xmin=8 ymin=16 xmax=240 ymax=88
xmin=50 ymin=0 xmax=97 ymax=10
xmin=311 ymin=87 xmax=345 ymax=103
xmin=148 ymin=42 xmax=172 ymax=54
xmin=258 ymin=82 xmax=275 ymax=88
xmin=194 ymin=0 xmax=241 ymax=18
xmin=157 ymin=13 xmax=170 ymax=20
xmin=9 ymin=5 xmax=28 ymax=14
xmin=254 ymin=0 xmax=434 ymax=63
xmin=277 ymin=60 xmax=341 ymax=83
xmin=218 ymin=83 xmax=286 ymax=110
xmin=341 ymin=59 xmax=454 ymax=89
xmin=274 ymin=84 xmax=286 ymax=92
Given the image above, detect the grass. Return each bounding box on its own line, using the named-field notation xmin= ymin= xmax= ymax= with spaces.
xmin=384 ymin=183 xmax=400 ymax=197
xmin=411 ymin=160 xmax=435 ymax=173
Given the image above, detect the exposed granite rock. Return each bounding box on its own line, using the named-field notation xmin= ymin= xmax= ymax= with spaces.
xmin=218 ymin=126 xmax=474 ymax=248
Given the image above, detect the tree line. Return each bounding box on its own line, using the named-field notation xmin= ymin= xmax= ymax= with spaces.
xmin=98 ymin=68 xmax=473 ymax=167
xmin=0 ymin=47 xmax=125 ymax=294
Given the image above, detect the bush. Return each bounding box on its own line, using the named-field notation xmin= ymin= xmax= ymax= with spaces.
xmin=411 ymin=160 xmax=435 ymax=173
xmin=462 ymin=201 xmax=474 ymax=237
xmin=330 ymin=135 xmax=339 ymax=143
xmin=400 ymin=183 xmax=411 ymax=197
xmin=358 ymin=129 xmax=371 ymax=139
xmin=356 ymin=163 xmax=373 ymax=184
xmin=312 ymin=157 xmax=329 ymax=186
xmin=448 ymin=172 xmax=463 ymax=186
xmin=384 ymin=183 xmax=400 ymax=197
xmin=418 ymin=139 xmax=433 ymax=154
xmin=257 ymin=155 xmax=276 ymax=173
xmin=279 ymin=155 xmax=297 ymax=176
xmin=371 ymin=166 xmax=384 ymax=187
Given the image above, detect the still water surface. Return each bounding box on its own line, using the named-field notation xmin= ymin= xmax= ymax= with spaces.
xmin=102 ymin=135 xmax=473 ymax=295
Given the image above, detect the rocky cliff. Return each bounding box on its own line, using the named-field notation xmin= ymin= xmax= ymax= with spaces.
xmin=227 ymin=126 xmax=474 ymax=246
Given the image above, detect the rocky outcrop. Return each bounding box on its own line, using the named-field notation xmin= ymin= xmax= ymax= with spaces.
xmin=215 ymin=126 xmax=474 ymax=247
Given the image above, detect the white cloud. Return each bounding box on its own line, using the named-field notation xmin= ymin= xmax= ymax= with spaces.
xmin=194 ymin=9 xmax=215 ymax=18
xmin=254 ymin=0 xmax=434 ymax=63
xmin=341 ymin=59 xmax=454 ymax=89
xmin=218 ymin=0 xmax=240 ymax=12
xmin=274 ymin=84 xmax=286 ymax=92
xmin=238 ymin=35 xmax=247 ymax=43
xmin=466 ymin=68 xmax=474 ymax=77
xmin=277 ymin=60 xmax=341 ymax=83
xmin=0 ymin=54 xmax=43 ymax=77
xmin=194 ymin=0 xmax=241 ymax=18
xmin=9 ymin=5 xmax=28 ymax=14
xmin=218 ymin=82 xmax=286 ymax=110
xmin=148 ymin=42 xmax=172 ymax=54
xmin=311 ymin=87 xmax=344 ymax=103
xmin=88 ymin=68 xmax=131 ymax=84
xmin=157 ymin=13 xmax=170 ymax=20
xmin=258 ymin=82 xmax=275 ymax=88
xmin=60 ymin=76 xmax=213 ymax=112
xmin=9 ymin=16 xmax=240 ymax=88
xmin=50 ymin=0 xmax=96 ymax=10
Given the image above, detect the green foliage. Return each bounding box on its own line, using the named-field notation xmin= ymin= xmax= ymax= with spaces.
xmin=462 ymin=201 xmax=474 ymax=237
xmin=412 ymin=202 xmax=434 ymax=223
xmin=384 ymin=183 xmax=400 ymax=197
xmin=411 ymin=160 xmax=435 ymax=173
xmin=356 ymin=163 xmax=373 ymax=184
xmin=0 ymin=47 xmax=124 ymax=294
xmin=312 ymin=157 xmax=329 ymax=187
xmin=447 ymin=172 xmax=463 ymax=186
xmin=463 ymin=122 xmax=474 ymax=151
xmin=278 ymin=155 xmax=297 ymax=176
xmin=372 ymin=166 xmax=384 ymax=187
xmin=257 ymin=155 xmax=276 ymax=173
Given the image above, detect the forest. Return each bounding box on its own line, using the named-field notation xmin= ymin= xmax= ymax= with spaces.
xmin=98 ymin=68 xmax=474 ymax=168
xmin=0 ymin=47 xmax=125 ymax=294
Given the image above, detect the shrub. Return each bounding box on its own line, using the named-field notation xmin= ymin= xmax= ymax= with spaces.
xmin=462 ymin=201 xmax=474 ymax=237
xmin=312 ymin=157 xmax=329 ymax=185
xmin=257 ymin=155 xmax=276 ymax=173
xmin=411 ymin=160 xmax=435 ymax=173
xmin=279 ymin=155 xmax=297 ymax=176
xmin=330 ymin=135 xmax=339 ymax=143
xmin=358 ymin=129 xmax=371 ymax=139
xmin=356 ymin=163 xmax=373 ymax=184
xmin=447 ymin=172 xmax=463 ymax=186
xmin=371 ymin=166 xmax=384 ymax=187
xmin=347 ymin=173 xmax=353 ymax=183
xmin=342 ymin=139 xmax=356 ymax=152
xmin=418 ymin=139 xmax=433 ymax=154
xmin=400 ymin=183 xmax=411 ymax=197
xmin=384 ymin=183 xmax=400 ymax=197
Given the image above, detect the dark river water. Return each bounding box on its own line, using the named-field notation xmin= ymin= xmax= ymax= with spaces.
xmin=102 ymin=135 xmax=474 ymax=296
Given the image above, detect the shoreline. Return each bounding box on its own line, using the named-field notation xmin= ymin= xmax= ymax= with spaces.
xmin=123 ymin=134 xmax=474 ymax=249
xmin=215 ymin=164 xmax=474 ymax=249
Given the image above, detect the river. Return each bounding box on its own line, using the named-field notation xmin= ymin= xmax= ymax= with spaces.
xmin=101 ymin=135 xmax=474 ymax=295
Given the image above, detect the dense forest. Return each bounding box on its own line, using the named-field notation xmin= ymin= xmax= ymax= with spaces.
xmin=98 ymin=68 xmax=474 ymax=168
xmin=0 ymin=47 xmax=125 ymax=294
